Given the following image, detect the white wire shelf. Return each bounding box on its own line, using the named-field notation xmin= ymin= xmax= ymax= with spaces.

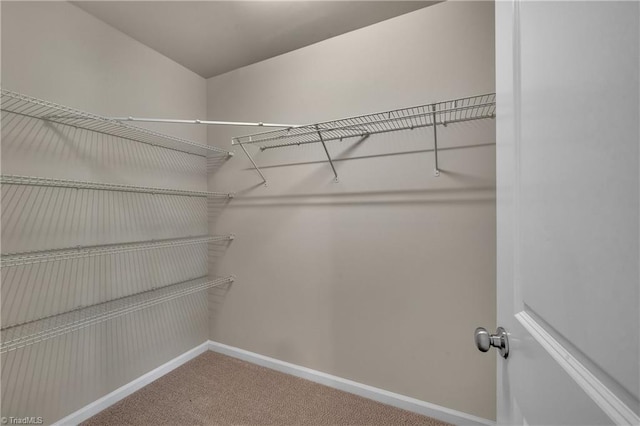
xmin=0 ymin=174 xmax=234 ymax=198
xmin=1 ymin=89 xmax=232 ymax=158
xmin=233 ymin=93 xmax=495 ymax=147
xmin=1 ymin=235 xmax=234 ymax=268
xmin=0 ymin=275 xmax=235 ymax=353
xmin=231 ymin=93 xmax=496 ymax=183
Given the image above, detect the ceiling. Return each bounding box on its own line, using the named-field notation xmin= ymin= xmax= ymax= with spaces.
xmin=73 ymin=1 xmax=438 ymax=79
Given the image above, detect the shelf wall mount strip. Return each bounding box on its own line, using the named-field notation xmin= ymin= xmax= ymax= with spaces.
xmin=109 ymin=116 xmax=299 ymax=129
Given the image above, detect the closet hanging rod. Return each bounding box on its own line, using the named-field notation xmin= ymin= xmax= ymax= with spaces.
xmin=0 ymin=89 xmax=232 ymax=157
xmin=0 ymin=275 xmax=235 ymax=354
xmin=110 ymin=116 xmax=299 ymax=128
xmin=0 ymin=174 xmax=234 ymax=198
xmin=1 ymin=235 xmax=235 ymax=268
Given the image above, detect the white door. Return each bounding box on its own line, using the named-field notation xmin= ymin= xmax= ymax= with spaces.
xmin=493 ymin=1 xmax=639 ymax=425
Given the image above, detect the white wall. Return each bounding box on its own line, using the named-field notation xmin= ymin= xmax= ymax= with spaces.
xmin=1 ymin=2 xmax=212 ymax=423
xmin=1 ymin=2 xmax=206 ymax=147
xmin=207 ymin=1 xmax=496 ymax=421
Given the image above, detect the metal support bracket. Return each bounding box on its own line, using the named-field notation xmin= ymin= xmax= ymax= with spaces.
xmin=431 ymin=104 xmax=440 ymax=177
xmin=238 ymin=139 xmax=267 ymax=186
xmin=315 ymin=126 xmax=339 ymax=182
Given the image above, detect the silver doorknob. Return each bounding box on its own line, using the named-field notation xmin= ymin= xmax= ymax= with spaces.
xmin=474 ymin=326 xmax=509 ymax=358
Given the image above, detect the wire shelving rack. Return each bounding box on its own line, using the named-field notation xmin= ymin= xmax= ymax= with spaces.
xmin=0 ymin=275 xmax=235 ymax=354
xmin=1 ymin=89 xmax=232 ymax=158
xmin=0 ymin=235 xmax=234 ymax=268
xmin=1 ymin=90 xmax=238 ymax=356
xmin=232 ymin=93 xmax=496 ymax=184
xmin=0 ymin=174 xmax=234 ymax=198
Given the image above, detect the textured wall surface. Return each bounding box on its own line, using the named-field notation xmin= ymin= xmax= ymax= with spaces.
xmin=207 ymin=1 xmax=497 ymax=421
xmin=0 ymin=2 xmax=219 ymax=423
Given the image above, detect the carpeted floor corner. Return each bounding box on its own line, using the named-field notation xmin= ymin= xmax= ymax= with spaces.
xmin=82 ymin=351 xmax=451 ymax=425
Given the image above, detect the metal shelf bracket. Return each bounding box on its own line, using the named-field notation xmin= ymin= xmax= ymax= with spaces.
xmin=238 ymin=137 xmax=267 ymax=186
xmin=316 ymin=125 xmax=339 ymax=183
xmin=431 ymin=104 xmax=440 ymax=177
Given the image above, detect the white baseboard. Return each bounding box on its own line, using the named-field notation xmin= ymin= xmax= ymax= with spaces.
xmin=53 ymin=339 xmax=495 ymax=426
xmin=208 ymin=340 xmax=495 ymax=426
xmin=53 ymin=341 xmax=210 ymax=426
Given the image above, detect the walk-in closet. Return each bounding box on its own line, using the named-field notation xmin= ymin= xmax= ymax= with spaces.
xmin=2 ymin=1 xmax=639 ymax=425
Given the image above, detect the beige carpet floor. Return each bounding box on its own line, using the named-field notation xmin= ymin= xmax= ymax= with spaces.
xmin=82 ymin=351 xmax=450 ymax=425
